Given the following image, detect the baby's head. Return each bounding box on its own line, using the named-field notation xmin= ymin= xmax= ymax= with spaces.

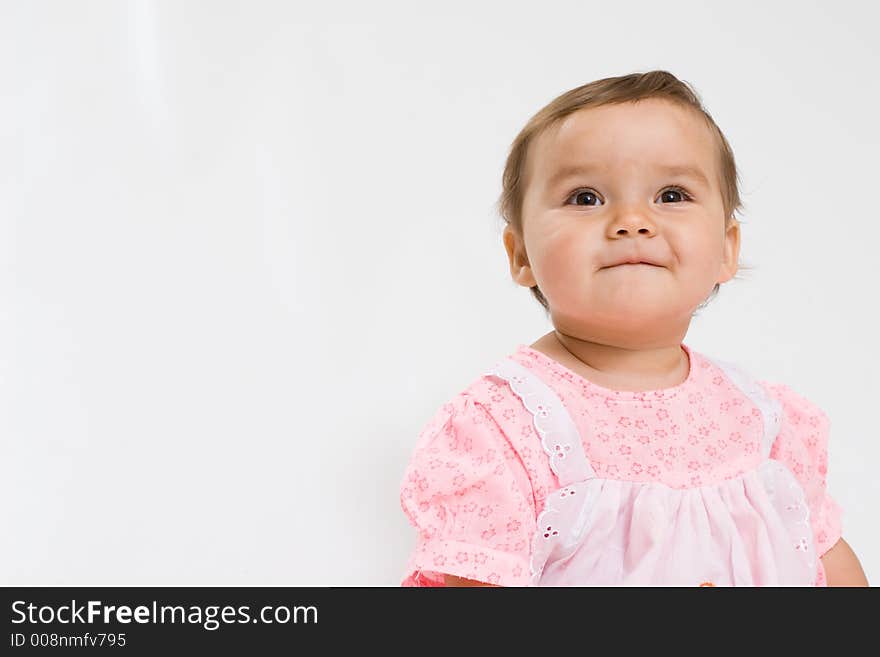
xmin=498 ymin=70 xmax=744 ymax=347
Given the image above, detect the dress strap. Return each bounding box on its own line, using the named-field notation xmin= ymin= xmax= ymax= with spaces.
xmin=704 ymin=356 xmax=783 ymax=460
xmin=483 ymin=358 xmax=596 ymax=487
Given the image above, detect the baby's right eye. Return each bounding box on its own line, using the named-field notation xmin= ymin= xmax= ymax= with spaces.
xmin=566 ymin=188 xmax=602 ymax=207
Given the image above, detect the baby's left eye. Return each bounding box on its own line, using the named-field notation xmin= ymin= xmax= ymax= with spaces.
xmin=659 ymin=186 xmax=693 ymax=203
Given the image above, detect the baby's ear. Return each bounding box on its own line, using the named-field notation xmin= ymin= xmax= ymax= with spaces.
xmin=717 ymin=218 xmax=741 ymax=284
xmin=503 ymin=225 xmax=537 ymax=288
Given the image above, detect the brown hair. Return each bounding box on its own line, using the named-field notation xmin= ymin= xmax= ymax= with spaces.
xmin=494 ymin=70 xmax=749 ymax=315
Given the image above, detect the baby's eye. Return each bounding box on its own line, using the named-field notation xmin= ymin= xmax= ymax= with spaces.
xmin=568 ymin=189 xmax=601 ymax=206
xmin=566 ymin=186 xmax=694 ymax=206
xmin=658 ymin=186 xmax=694 ymax=203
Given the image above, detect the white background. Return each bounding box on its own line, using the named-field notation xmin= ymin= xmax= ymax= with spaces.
xmin=2 ymin=0 xmax=877 ymax=586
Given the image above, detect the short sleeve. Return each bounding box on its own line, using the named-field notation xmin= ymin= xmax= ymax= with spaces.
xmin=399 ymin=393 xmax=537 ymax=586
xmin=760 ymin=381 xmax=844 ymax=559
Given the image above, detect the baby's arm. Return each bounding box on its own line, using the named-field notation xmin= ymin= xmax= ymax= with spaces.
xmin=400 ymin=393 xmax=538 ymax=587
xmin=758 ymin=381 xmax=866 ymax=586
xmin=820 ymin=537 xmax=869 ymax=586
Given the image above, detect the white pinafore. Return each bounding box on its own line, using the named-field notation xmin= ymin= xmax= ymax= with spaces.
xmin=483 ymin=356 xmax=818 ymax=586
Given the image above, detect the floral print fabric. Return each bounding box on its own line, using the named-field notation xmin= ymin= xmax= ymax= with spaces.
xmin=399 ymin=344 xmax=843 ymax=586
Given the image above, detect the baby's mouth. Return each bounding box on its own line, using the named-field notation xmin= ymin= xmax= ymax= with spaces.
xmin=601 ymin=262 xmax=663 ymax=269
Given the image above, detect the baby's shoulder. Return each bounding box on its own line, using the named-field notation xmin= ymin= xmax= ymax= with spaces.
xmin=699 ymin=351 xmax=831 ymax=447
xmin=756 ymin=380 xmax=828 ymax=417
xmin=459 ymin=366 xmax=536 ymax=416
xmin=697 ymin=351 xmax=825 ymax=414
xmin=416 ymin=367 xmax=546 ymax=454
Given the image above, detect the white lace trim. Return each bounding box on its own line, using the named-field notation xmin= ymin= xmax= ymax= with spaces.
xmin=759 ymin=459 xmax=817 ymax=580
xmin=484 ymin=357 xmax=598 ymax=585
xmin=527 ymin=481 xmax=596 ymax=585
xmin=483 ymin=359 xmax=595 ymax=486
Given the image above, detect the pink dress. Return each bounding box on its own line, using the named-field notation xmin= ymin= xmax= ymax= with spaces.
xmin=399 ymin=343 xmax=844 ymax=586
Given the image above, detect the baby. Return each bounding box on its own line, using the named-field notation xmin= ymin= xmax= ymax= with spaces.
xmin=398 ymin=70 xmax=868 ymax=587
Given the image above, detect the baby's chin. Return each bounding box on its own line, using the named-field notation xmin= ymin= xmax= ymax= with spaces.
xmin=557 ymin=294 xmax=696 ymax=329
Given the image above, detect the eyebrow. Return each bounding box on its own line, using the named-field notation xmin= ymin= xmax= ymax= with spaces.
xmin=545 ymin=162 xmax=712 ymax=191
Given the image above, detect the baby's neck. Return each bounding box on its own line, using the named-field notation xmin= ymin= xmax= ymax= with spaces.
xmin=529 ymin=331 xmax=690 ymax=392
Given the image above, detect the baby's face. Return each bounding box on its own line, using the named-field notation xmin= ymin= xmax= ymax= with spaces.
xmin=507 ymin=98 xmax=740 ymax=345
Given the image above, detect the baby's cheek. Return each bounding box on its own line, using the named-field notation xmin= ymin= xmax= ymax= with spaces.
xmin=685 ymin=234 xmax=727 ymax=280
xmin=532 ymin=232 xmax=593 ymax=295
